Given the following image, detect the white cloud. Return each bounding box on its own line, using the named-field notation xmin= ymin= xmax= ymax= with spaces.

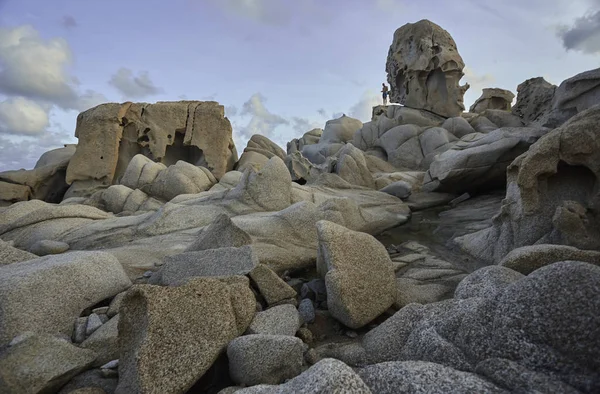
xmin=108 ymin=68 xmax=164 ymax=99
xmin=225 ymin=105 xmax=238 ymax=117
xmin=348 ymin=89 xmax=381 ymax=122
xmin=0 ymin=131 xmax=73 ymax=171
xmin=0 ymin=97 xmax=49 ymax=136
xmin=0 ymin=25 xmax=106 ymax=112
xmin=462 ymin=67 xmax=496 ymax=109
xmin=238 ymin=93 xmax=288 ymax=139
xmin=291 ymin=116 xmax=321 ymax=135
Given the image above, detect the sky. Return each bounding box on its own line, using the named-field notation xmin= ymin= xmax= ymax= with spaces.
xmin=0 ymin=0 xmax=599 ymax=171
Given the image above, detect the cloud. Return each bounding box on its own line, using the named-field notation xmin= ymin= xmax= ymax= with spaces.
xmin=317 ymin=108 xmax=328 ymax=118
xmin=0 ymin=131 xmax=73 ymax=171
xmin=348 ymin=90 xmax=381 ymax=122
xmin=558 ymin=10 xmax=600 ymax=54
xmin=291 ymin=117 xmax=321 ymax=135
xmin=462 ymin=67 xmax=496 ymax=108
xmin=61 ymin=15 xmax=78 ymax=29
xmin=0 ymin=25 xmax=106 ymax=112
xmin=0 ymin=97 xmax=49 ymax=136
xmin=225 ymin=105 xmax=238 ymax=117
xmin=237 ymin=93 xmax=288 ymax=139
xmin=108 ymin=68 xmax=164 ymax=99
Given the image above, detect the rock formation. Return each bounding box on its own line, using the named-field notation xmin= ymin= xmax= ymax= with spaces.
xmin=65 ymin=101 xmax=237 ymax=198
xmin=0 ymin=18 xmax=599 ymax=394
xmin=386 ymin=19 xmax=469 ymax=117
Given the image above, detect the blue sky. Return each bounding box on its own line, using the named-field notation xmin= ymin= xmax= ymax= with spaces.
xmin=0 ymin=0 xmax=599 ymax=170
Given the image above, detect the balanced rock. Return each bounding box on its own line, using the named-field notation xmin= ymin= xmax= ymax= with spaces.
xmin=386 ymin=19 xmax=469 ymax=117
xmin=512 ymin=77 xmax=557 ymax=124
xmin=116 ymin=276 xmax=255 ymax=394
xmin=469 ymin=88 xmax=515 ymax=113
xmin=316 ymin=220 xmax=396 ymax=328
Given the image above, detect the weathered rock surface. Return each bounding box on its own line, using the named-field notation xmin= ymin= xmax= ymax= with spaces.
xmin=469 ymin=88 xmax=515 ymax=113
xmin=499 ymin=244 xmax=600 ymax=274
xmin=186 ymin=213 xmax=252 ymax=252
xmin=386 ymin=20 xmax=469 ymax=117
xmin=0 ymin=333 xmax=97 ymax=394
xmin=422 ymin=127 xmax=548 ymax=194
xmin=81 ymin=315 xmax=120 ymax=367
xmin=227 ymin=334 xmax=304 ymax=385
xmin=65 ymin=101 xmax=237 ymax=198
xmin=116 ymin=276 xmax=255 ymax=394
xmin=234 ymin=358 xmax=372 ymax=393
xmin=302 ymin=115 xmax=362 ymax=165
xmin=0 ymin=238 xmax=37 ymax=266
xmin=287 ymin=128 xmax=322 ymax=154
xmin=457 ymin=105 xmax=600 ymax=263
xmin=29 ymin=239 xmax=70 ymax=256
xmin=246 ymin=304 xmax=300 ymax=336
xmin=316 ymin=221 xmax=396 ymax=328
xmin=236 ymin=134 xmax=287 ymax=173
xmin=152 ymin=246 xmax=258 ymax=286
xmin=249 ymin=264 xmax=297 ymax=306
xmin=512 ymin=77 xmax=556 ymax=124
xmin=0 ymin=251 xmax=131 ymax=345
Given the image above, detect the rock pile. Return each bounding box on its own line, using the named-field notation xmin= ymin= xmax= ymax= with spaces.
xmin=0 ymin=18 xmax=599 ymax=394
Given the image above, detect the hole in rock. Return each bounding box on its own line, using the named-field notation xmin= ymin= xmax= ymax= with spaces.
xmin=294 ymin=178 xmax=307 ymax=185
xmin=163 ymin=131 xmax=206 ymax=167
xmin=546 ymin=161 xmax=596 ymax=209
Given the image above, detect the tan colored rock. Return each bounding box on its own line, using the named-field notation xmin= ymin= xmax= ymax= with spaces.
xmin=469 ymin=88 xmax=515 ymax=113
xmin=116 ymin=276 xmax=255 ymax=394
xmin=66 ymin=101 xmax=237 ymax=197
xmin=0 ymin=181 xmax=31 ymax=205
xmin=316 ymin=221 xmax=396 ymax=328
xmin=250 ymin=264 xmax=297 ymax=306
xmin=499 ymin=244 xmax=600 ymax=275
xmin=386 ymin=19 xmax=469 ymax=117
xmin=0 ymin=239 xmax=37 ymax=266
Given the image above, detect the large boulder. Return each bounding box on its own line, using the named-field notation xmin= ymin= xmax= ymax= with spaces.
xmin=236 ymin=134 xmax=286 ymax=172
xmin=422 ymin=127 xmax=548 ymax=194
xmin=469 ymin=88 xmax=515 ymax=113
xmin=512 ymin=77 xmax=556 ymax=124
xmin=287 ymin=128 xmax=322 ymax=154
xmin=456 ymin=105 xmax=600 ymax=263
xmin=0 ymin=251 xmax=131 ymax=345
xmin=386 ymin=20 xmax=469 ymax=117
xmin=116 ymin=276 xmax=255 ymax=394
xmin=0 ymin=333 xmax=97 ymax=394
xmin=301 ymin=115 xmax=362 ymax=165
xmin=65 ymin=101 xmax=237 ymax=198
xmin=316 ymin=221 xmax=396 ymax=328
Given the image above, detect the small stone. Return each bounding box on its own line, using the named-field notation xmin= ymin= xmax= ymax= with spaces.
xmin=100 ymin=359 xmax=119 ymax=369
xmin=227 ymin=334 xmax=304 ymax=386
xmin=92 ymin=307 xmax=109 ymax=315
xmin=300 ymin=279 xmax=327 ymax=303
xmin=296 ymin=327 xmax=314 ymax=344
xmin=142 ymin=270 xmax=153 ymax=278
xmin=298 ymin=298 xmax=316 ymax=324
xmin=106 ymin=292 xmax=126 ymax=318
xmin=346 ymin=331 xmax=358 ymax=339
xmin=249 ymin=264 xmax=297 ymax=306
xmin=29 ymin=239 xmax=70 ymax=256
xmin=305 ymin=348 xmax=320 ymax=365
xmin=73 ymin=317 xmax=88 ymax=343
xmin=246 ymin=304 xmax=301 ymax=336
xmin=85 ymin=313 xmax=103 ymax=336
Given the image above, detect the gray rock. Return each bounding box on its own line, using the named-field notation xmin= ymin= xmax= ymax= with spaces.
xmin=454 ymin=266 xmax=524 ymax=300
xmin=116 ymin=276 xmax=255 ymax=394
xmin=0 ymin=238 xmax=37 ymax=266
xmin=499 ymin=244 xmax=600 ymax=275
xmin=481 ymin=109 xmax=525 ymax=128
xmin=512 ymin=77 xmax=556 ymax=124
xmin=363 ymin=303 xmax=425 ymax=364
xmin=249 ymin=264 xmax=297 ymax=306
xmin=475 ymin=357 xmax=581 ymax=393
xmin=57 ymin=369 xmax=118 ymax=394
xmin=358 ymin=361 xmax=506 ymax=394
xmin=92 ymin=307 xmax=109 ymax=315
xmin=300 ymin=279 xmax=327 ymax=304
xmin=153 ymin=246 xmax=258 ymax=286
xmin=0 ymin=251 xmax=132 ymax=346
xmin=0 ymin=333 xmax=97 ymax=394
xmin=73 ymin=317 xmax=88 ymax=343
xmin=81 ymin=315 xmax=120 ymax=367
xmin=85 ymin=313 xmax=104 ymax=336
xmin=298 ymin=299 xmax=315 ymax=324
xmin=441 ymin=116 xmax=476 ymax=138
xmin=469 ymin=115 xmax=498 ymax=133
xmin=101 ymin=359 xmax=119 ymax=370
xmin=469 ymin=88 xmax=515 ymax=113
xmin=228 ymin=334 xmax=304 ymax=385
xmin=28 ymin=239 xmax=70 ymax=256
xmin=234 ymin=358 xmax=372 ymax=393
xmin=380 ymin=181 xmax=412 ymax=199
xmin=316 ymin=221 xmax=396 ymax=329
xmin=185 ymin=213 xmax=252 ymax=252
xmin=246 ymin=304 xmax=300 ymax=336
xmin=106 ymin=292 xmax=126 ymax=318
xmin=314 ymin=342 xmax=368 ymax=367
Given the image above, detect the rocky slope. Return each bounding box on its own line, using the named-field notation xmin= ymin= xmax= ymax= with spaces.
xmin=0 ymin=19 xmax=599 ymax=394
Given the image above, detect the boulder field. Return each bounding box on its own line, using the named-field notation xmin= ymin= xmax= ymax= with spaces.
xmin=1 ymin=18 xmax=599 ymax=394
